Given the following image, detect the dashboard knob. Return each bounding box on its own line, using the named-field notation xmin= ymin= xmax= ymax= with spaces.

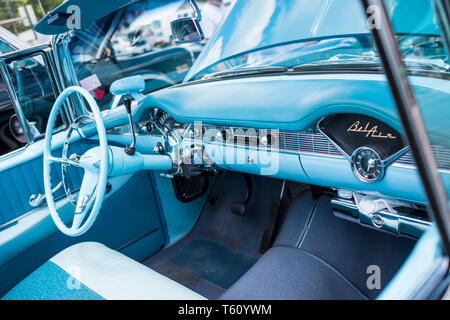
xmin=153 ymin=143 xmax=164 ymax=154
xmin=261 ymin=133 xmax=275 ymax=146
xmin=215 ymin=130 xmax=227 ymax=142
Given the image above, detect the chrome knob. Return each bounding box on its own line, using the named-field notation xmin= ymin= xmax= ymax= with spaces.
xmin=153 ymin=143 xmax=164 ymax=154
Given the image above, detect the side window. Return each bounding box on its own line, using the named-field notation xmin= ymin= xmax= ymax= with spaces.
xmin=0 ymin=53 xmax=64 ymax=158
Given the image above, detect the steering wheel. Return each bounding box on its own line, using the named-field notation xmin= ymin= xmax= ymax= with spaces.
xmin=43 ymin=86 xmax=109 ymax=237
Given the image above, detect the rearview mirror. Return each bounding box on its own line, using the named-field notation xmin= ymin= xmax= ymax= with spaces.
xmin=170 ymin=17 xmax=204 ymax=43
xmin=110 ymin=75 xmax=146 ymax=103
xmin=128 ymin=29 xmax=143 ymax=46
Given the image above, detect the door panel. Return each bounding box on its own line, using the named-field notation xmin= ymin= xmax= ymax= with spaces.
xmin=0 ymin=129 xmax=167 ymax=296
xmin=0 ymin=170 xmax=166 ymax=296
xmin=0 ymin=141 xmax=86 ymax=228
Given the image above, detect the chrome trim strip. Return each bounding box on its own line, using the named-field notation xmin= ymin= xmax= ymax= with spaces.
xmin=161 ymin=123 xmax=450 ymax=174
xmin=391 ymin=161 xmax=450 ymax=175
xmin=384 ymin=146 xmax=410 ymax=165
xmin=41 ymin=46 xmax=72 ymax=129
xmin=331 ymin=197 xmax=431 ymax=238
xmin=61 ymin=32 xmax=86 ymax=117
xmin=0 ymin=187 xmax=81 ymax=232
xmin=391 ymin=162 xmax=417 ymax=170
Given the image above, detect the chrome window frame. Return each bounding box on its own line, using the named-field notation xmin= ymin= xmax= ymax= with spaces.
xmin=0 ymin=44 xmax=70 ymax=153
xmin=53 ymin=31 xmax=83 ymax=120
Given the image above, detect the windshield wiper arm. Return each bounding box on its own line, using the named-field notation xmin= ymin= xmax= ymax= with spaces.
xmin=293 ymin=62 xmax=383 ymax=72
xmin=200 ymin=66 xmax=288 ymax=80
xmin=404 ymin=59 xmax=450 ymax=73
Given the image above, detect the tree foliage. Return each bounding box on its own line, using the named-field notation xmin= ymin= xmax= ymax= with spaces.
xmin=1 ymin=0 xmax=64 ymax=33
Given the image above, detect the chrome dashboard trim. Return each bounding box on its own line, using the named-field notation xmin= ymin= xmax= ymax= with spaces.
xmin=331 ymin=197 xmax=431 ymax=238
xmin=121 ymin=116 xmax=450 ymax=174
xmin=383 ymin=146 xmax=410 ymax=165
xmin=200 ymin=124 xmax=347 ymax=158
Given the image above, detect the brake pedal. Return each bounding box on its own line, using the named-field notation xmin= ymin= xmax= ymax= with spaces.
xmin=231 ymin=201 xmax=247 ymax=216
xmin=230 ymin=174 xmax=252 ymax=216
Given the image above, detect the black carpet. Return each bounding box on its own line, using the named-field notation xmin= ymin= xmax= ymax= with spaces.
xmin=273 ymin=194 xmax=417 ymax=299
xmin=222 ymin=194 xmax=417 ymax=300
xmin=144 ymin=174 xmax=416 ymax=300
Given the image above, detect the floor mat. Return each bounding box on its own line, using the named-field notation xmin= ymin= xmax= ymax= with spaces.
xmin=170 ymin=239 xmax=257 ymax=289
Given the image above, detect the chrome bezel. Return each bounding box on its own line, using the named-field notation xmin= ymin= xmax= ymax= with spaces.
xmin=351 ymin=147 xmax=385 ymax=183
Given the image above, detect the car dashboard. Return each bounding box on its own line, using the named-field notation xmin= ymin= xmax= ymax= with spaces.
xmin=105 ymin=73 xmax=450 ymax=240
xmin=106 ymin=108 xmax=437 ymax=238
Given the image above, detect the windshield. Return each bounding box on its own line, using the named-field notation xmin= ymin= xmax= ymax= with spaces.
xmin=191 ymin=33 xmax=448 ymax=80
xmin=67 ymin=0 xmax=204 ymax=111
xmin=187 ymin=0 xmax=448 ymax=81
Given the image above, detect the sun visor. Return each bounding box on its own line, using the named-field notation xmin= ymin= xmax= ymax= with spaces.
xmin=34 ymin=0 xmax=136 ymax=35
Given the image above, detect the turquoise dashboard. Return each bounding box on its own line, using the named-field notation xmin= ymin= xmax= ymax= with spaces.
xmin=115 ymin=72 xmax=450 ymax=206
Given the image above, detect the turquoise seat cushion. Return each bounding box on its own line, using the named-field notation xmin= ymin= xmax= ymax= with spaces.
xmin=2 ymin=261 xmax=103 ymax=300
xmin=1 ymin=242 xmax=205 ymax=300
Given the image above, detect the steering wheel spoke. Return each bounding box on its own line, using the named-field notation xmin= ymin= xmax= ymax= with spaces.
xmin=71 ymin=170 xmax=98 ymax=230
xmin=75 ymin=170 xmax=98 ymax=214
xmin=48 ymin=155 xmax=83 ymax=168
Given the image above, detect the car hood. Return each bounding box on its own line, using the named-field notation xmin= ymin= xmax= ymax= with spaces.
xmin=34 ymin=0 xmax=138 ymax=35
xmin=186 ymin=0 xmax=441 ymax=81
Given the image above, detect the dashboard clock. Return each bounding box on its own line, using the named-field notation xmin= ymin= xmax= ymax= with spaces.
xmin=351 ymin=147 xmax=384 ymax=182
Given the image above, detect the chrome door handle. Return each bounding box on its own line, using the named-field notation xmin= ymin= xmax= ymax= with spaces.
xmin=29 ymin=181 xmax=63 ymax=208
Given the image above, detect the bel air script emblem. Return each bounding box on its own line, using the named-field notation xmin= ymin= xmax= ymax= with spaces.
xmin=347 ymin=121 xmax=397 ymax=139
